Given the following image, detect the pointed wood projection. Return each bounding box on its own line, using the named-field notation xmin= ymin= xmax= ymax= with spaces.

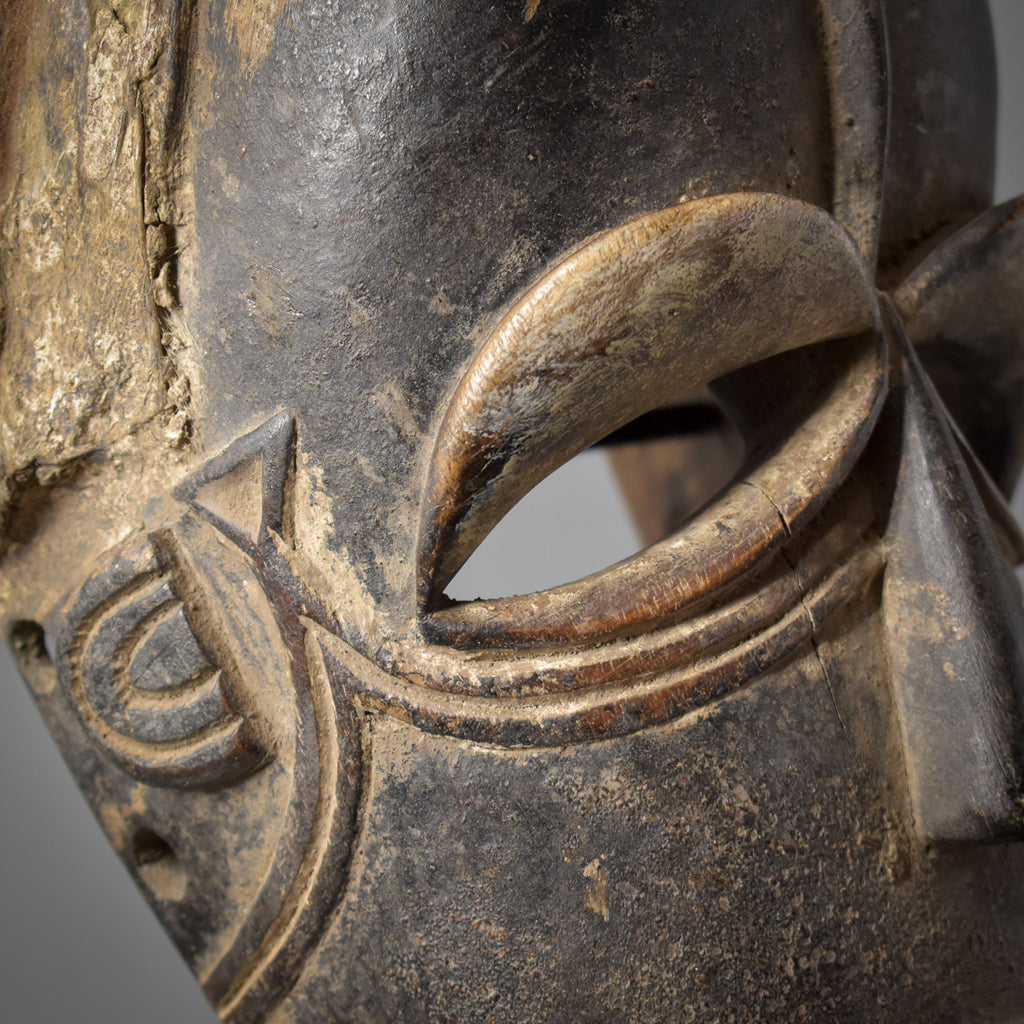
xmin=881 ymin=199 xmax=1024 ymax=843
xmin=174 ymin=412 xmax=295 ymax=551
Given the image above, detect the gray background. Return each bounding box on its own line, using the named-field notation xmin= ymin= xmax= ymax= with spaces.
xmin=1 ymin=3 xmax=1023 ymax=1020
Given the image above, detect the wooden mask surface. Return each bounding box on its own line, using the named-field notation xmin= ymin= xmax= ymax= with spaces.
xmin=2 ymin=1 xmax=1024 ymax=1021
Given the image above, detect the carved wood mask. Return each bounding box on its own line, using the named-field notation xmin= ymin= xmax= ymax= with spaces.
xmin=2 ymin=0 xmax=1024 ymax=1020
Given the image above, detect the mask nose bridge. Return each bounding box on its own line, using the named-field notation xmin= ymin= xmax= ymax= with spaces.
xmin=882 ymin=313 xmax=1024 ymax=846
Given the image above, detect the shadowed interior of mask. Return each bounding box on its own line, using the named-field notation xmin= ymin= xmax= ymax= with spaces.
xmin=426 ymin=328 xmax=886 ymax=653
xmin=446 ymin=390 xmax=747 ymax=602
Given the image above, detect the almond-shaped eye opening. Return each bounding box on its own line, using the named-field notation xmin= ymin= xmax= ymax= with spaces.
xmin=418 ymin=193 xmax=885 ymax=647
xmin=445 ymin=388 xmax=748 ymax=604
xmin=426 ymin=330 xmax=887 ymax=652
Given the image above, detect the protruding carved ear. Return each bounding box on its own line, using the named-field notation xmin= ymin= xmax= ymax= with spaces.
xmin=418 ymin=193 xmax=881 ymax=613
xmin=894 ymin=195 xmax=1024 ymax=496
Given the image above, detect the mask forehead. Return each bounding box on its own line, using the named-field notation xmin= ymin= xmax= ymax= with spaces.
xmin=180 ymin=0 xmax=835 ymax=618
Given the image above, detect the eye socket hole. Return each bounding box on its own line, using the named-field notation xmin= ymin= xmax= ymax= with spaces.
xmin=446 ymin=448 xmax=639 ymax=602
xmin=445 ymin=393 xmax=746 ymax=603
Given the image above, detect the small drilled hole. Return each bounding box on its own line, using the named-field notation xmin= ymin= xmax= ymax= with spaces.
xmin=132 ymin=828 xmax=174 ymax=866
xmin=132 ymin=828 xmax=188 ymax=902
xmin=10 ymin=619 xmax=53 ymax=669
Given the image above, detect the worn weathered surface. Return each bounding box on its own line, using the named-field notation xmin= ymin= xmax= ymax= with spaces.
xmin=2 ymin=1 xmax=1024 ymax=1021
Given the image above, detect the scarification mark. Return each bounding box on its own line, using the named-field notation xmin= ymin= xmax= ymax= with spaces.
xmin=58 ymin=531 xmax=269 ymax=789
